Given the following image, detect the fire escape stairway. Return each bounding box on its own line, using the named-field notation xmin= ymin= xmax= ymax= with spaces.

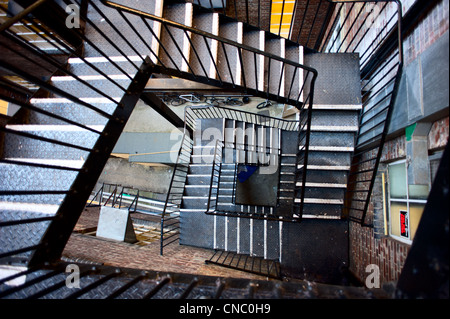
xmin=0 ymin=0 xmax=359 ymax=279
xmin=0 ymin=0 xmax=433 ymax=301
xmin=0 ymin=0 xmax=161 ymax=266
xmin=0 ymin=0 xmax=314 ymax=268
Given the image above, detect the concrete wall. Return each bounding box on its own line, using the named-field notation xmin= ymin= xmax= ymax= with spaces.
xmin=95 ymin=100 xmax=178 ymax=196
xmin=390 ymin=30 xmax=449 ymax=135
xmin=95 ymin=156 xmax=173 ymax=196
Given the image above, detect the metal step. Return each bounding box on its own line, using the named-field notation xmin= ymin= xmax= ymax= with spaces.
xmin=67 ymin=56 xmax=141 ymax=77
xmin=184 ymin=185 xmax=212 ymax=196
xmin=27 ymin=98 xmax=116 ymax=126
xmin=305 ymin=151 xmax=352 ymax=167
xmin=242 ymin=29 xmax=265 ymax=91
xmin=50 ymin=76 xmax=132 ymax=98
xmin=217 ymin=19 xmax=243 ymax=86
xmin=159 ymin=2 xmax=193 ymax=72
xmin=310 ymin=109 xmax=360 ymax=128
xmin=190 ymin=9 xmax=219 ymax=79
xmin=181 ymin=196 xmax=209 ymax=209
xmin=205 ymin=249 xmax=282 ymax=279
xmin=303 ymin=186 xmax=346 ymax=200
xmin=0 ymin=163 xmax=77 ymax=193
xmin=211 ymin=209 xmax=282 ymax=260
xmin=264 ymin=36 xmax=285 ymax=96
xmin=285 ymin=42 xmax=304 ymax=100
xmin=309 ymin=131 xmax=355 ymax=147
xmin=188 ymin=163 xmax=213 ymax=174
xmin=1 ymin=125 xmax=98 ymax=174
xmin=186 ymin=174 xmax=213 ymax=185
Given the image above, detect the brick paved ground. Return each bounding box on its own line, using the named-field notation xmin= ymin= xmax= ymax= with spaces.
xmin=63 ymin=206 xmax=270 ymax=281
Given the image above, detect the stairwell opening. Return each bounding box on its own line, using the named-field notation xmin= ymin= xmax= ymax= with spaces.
xmin=235 ymin=164 xmax=279 ymax=207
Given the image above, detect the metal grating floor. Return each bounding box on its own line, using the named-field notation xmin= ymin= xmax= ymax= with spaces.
xmin=0 ymin=262 xmax=390 ymax=299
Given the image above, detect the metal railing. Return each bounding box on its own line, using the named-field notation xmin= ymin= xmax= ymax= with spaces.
xmin=100 ymin=0 xmax=318 ymax=109
xmin=1 ymin=0 xmax=317 ymax=263
xmin=205 ymin=142 xmax=287 ymax=221
xmin=194 ymin=0 xmax=337 ymax=50
xmin=160 ymin=104 xmax=301 ymax=254
xmin=194 ymin=0 xmax=405 ymax=226
xmin=320 ymin=0 xmax=404 ymax=226
xmin=102 ymin=0 xmax=318 ymax=225
xmin=87 ymin=183 xmax=140 ymax=213
xmin=206 ymin=139 xmax=223 ymax=213
xmin=159 ymin=125 xmax=193 ymax=255
xmin=0 ymin=0 xmax=154 ymax=266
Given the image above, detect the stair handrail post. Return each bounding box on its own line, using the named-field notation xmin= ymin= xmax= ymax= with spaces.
xmin=206 ymin=139 xmax=223 ymax=214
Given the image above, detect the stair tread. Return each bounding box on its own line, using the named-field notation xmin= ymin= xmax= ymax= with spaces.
xmin=294 ymin=198 xmax=344 ymax=204
xmin=0 ymin=201 xmax=59 ymax=216
xmin=0 ymin=163 xmax=77 ymax=191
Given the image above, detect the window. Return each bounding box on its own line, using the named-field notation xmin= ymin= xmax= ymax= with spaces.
xmin=387 ymin=160 xmax=428 ymax=244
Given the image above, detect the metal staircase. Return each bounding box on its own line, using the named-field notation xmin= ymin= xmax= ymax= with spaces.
xmin=0 ymin=0 xmax=427 ymax=300
xmin=1 ymin=0 xmax=316 ymax=268
xmin=159 ymin=68 xmax=361 ymax=278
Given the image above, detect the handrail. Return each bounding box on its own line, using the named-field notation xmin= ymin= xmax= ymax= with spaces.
xmin=100 ymin=0 xmax=318 ymax=77
xmin=189 ymin=104 xmax=300 ymax=131
xmin=0 ymin=0 xmax=154 ymax=266
xmin=100 ymin=0 xmax=316 ymax=222
xmin=205 ymin=139 xmax=223 ymax=213
xmin=0 ymin=0 xmax=49 ymax=33
xmin=326 ymin=0 xmax=403 ymax=63
xmin=99 ymin=0 xmax=317 ymax=116
xmin=323 ymin=0 xmax=404 ymax=226
xmin=160 ymin=102 xmax=305 ymax=254
xmin=160 ymin=107 xmax=195 ymax=255
xmin=198 ymin=0 xmax=404 ymax=225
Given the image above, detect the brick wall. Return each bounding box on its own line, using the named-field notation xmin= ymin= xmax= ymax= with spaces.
xmin=404 ymin=0 xmax=449 ymax=65
xmin=428 ymin=117 xmax=449 ymax=151
xmin=349 ymin=116 xmax=448 ymax=285
xmin=226 ymin=0 xmax=271 ymax=31
xmin=349 ymin=222 xmax=410 ymax=284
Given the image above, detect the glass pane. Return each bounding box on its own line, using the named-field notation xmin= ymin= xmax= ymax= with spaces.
xmin=408 ymin=184 xmax=429 ymax=200
xmin=409 ymin=202 xmax=426 ymax=240
xmin=389 ymin=163 xmax=407 ymax=199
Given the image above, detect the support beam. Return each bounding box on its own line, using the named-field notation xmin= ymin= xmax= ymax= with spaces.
xmin=144 ymin=78 xmax=220 ymax=91
xmin=140 ymin=92 xmax=192 ymax=137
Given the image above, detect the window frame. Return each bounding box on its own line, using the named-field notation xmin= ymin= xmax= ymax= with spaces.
xmin=387 ymin=159 xmax=427 ymax=244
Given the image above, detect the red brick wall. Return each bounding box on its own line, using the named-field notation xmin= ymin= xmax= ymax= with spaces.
xmin=226 ymin=0 xmax=271 ymax=31
xmin=404 ymin=0 xmax=449 ymax=65
xmin=349 ymin=222 xmax=410 ymax=284
xmin=349 ymin=116 xmax=448 ymax=285
xmin=428 ymin=117 xmax=449 ymax=151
